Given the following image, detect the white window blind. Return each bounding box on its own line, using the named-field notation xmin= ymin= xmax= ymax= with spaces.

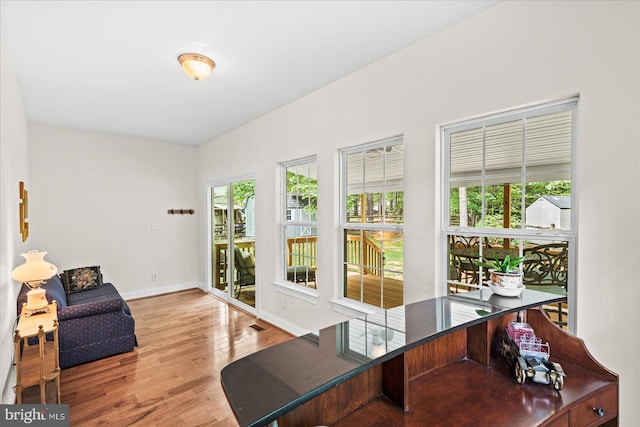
xmin=450 ymin=109 xmax=572 ymax=188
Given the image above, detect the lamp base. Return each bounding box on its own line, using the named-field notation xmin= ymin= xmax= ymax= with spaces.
xmin=23 ymin=306 xmax=50 ymax=317
xmin=24 ymin=287 xmax=49 ymax=316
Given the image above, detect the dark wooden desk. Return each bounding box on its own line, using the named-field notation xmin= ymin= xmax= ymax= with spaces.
xmin=221 ymin=290 xmax=618 ymax=426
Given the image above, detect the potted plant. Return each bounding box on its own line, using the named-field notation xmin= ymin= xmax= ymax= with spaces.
xmin=475 ymin=254 xmax=524 ymax=290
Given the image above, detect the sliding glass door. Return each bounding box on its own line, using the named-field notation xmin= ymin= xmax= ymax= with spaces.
xmin=210 ymin=178 xmax=256 ymax=308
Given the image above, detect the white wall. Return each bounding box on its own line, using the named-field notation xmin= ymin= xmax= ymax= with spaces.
xmin=28 ymin=124 xmax=200 ymax=299
xmin=0 ymin=34 xmax=30 ymax=404
xmin=197 ymin=1 xmax=639 ymax=422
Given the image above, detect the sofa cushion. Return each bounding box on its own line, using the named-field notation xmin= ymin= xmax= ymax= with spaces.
xmin=238 ymin=251 xmax=255 ymax=267
xmin=240 ymin=251 xmax=256 ymax=275
xmin=66 ymin=283 xmax=122 ymax=305
xmin=61 ymin=266 xmax=103 ymax=293
xmin=17 ymin=274 xmax=68 ymax=313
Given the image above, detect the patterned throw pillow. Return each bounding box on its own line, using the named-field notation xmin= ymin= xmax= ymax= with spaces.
xmin=61 ymin=266 xmax=103 ymax=294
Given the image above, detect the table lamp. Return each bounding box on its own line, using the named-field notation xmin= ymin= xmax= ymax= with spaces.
xmin=12 ymin=250 xmax=58 ymax=316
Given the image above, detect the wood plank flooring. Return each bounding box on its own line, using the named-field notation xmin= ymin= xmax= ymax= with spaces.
xmin=60 ymin=289 xmax=294 ymax=426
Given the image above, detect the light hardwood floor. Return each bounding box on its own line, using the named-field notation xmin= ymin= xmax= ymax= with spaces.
xmin=60 ymin=289 xmax=294 ymax=426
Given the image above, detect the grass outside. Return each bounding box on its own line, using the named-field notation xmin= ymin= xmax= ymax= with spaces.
xmin=374 ymin=230 xmax=404 ymax=279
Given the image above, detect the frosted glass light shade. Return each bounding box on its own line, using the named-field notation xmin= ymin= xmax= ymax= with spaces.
xmin=178 ymin=53 xmax=215 ymax=80
xmin=11 ymin=250 xmax=57 ymax=285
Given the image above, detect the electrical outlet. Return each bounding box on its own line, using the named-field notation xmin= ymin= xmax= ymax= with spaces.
xmin=280 ymin=296 xmax=286 ymax=309
xmin=151 ymin=273 xmax=157 ymax=281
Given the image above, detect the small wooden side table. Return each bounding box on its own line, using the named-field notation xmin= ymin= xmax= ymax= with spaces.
xmin=14 ymin=301 xmax=61 ymax=404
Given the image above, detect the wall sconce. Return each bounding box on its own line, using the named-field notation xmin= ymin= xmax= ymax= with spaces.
xmin=19 ymin=181 xmax=29 ymax=242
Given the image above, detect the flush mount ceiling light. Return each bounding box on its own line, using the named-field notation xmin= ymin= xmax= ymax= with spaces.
xmin=178 ymin=53 xmax=215 ymax=81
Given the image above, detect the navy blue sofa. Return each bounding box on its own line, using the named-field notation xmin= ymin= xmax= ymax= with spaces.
xmin=17 ymin=274 xmax=137 ymax=368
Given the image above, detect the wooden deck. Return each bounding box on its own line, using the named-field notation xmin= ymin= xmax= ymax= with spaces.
xmin=345 ymin=271 xmax=403 ymax=309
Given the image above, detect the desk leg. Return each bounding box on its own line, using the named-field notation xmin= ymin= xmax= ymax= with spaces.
xmin=15 ymin=385 xmax=23 ymax=404
xmin=39 ymin=379 xmax=46 ymax=404
xmin=54 ymin=321 xmax=60 ymax=372
xmin=38 ymin=327 xmax=46 ymax=404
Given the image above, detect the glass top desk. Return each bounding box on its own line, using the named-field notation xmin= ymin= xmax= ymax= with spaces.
xmin=220 ymin=289 xmax=589 ymax=427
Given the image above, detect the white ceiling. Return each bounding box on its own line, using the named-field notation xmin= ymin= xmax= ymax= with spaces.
xmin=1 ymin=1 xmax=498 ymax=146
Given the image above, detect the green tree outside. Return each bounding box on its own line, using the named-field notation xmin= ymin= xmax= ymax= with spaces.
xmin=450 ymin=180 xmax=571 ymax=228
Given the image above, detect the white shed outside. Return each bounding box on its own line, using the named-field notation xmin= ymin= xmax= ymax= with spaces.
xmin=525 ymin=196 xmax=571 ymax=231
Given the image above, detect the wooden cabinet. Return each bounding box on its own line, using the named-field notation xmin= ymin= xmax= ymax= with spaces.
xmin=221 ymin=291 xmax=618 ymax=427
xmin=14 ymin=301 xmax=61 ymax=404
xmin=281 ymin=308 xmax=618 ymax=426
xmin=568 ymin=386 xmax=617 ymax=426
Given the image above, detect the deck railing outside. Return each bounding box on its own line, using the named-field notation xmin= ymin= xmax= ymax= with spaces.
xmin=345 ymin=233 xmax=383 ymax=275
xmin=287 ymin=234 xmax=383 ymax=273
xmin=287 ymin=236 xmax=318 ymax=268
xmin=213 ymin=234 xmax=384 ymax=290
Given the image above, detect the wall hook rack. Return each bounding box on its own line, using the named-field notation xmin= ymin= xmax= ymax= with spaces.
xmin=167 ymin=209 xmax=194 ymax=215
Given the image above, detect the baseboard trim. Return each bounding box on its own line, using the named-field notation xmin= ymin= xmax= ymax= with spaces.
xmin=122 ymin=282 xmax=312 ymax=337
xmin=121 ymin=282 xmax=200 ymax=301
xmin=258 ymin=311 xmax=313 ymax=337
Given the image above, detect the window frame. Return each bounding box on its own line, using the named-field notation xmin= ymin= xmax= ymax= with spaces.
xmin=340 ymin=136 xmax=404 ymax=309
xmin=441 ymin=98 xmax=578 ymax=332
xmin=207 ymin=175 xmax=257 ymax=310
xmin=280 ymin=156 xmax=319 ymax=289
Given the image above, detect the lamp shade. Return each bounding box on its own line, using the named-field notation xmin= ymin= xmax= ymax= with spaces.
xmin=178 ymin=53 xmax=215 ymax=80
xmin=11 ymin=250 xmax=57 ymax=284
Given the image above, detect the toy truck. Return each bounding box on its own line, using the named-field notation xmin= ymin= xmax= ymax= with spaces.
xmin=500 ymin=321 xmax=565 ymax=390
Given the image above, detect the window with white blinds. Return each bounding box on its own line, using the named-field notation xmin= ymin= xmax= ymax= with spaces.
xmin=341 ymin=136 xmax=404 ymax=309
xmin=450 ymin=110 xmax=572 ymax=186
xmin=445 ymin=100 xmax=576 ymax=231
xmin=442 ymin=98 xmax=578 ymax=331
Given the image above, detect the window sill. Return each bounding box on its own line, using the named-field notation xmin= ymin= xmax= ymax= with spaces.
xmin=330 ymin=298 xmax=382 ymax=318
xmin=273 ymin=280 xmax=319 ymax=305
